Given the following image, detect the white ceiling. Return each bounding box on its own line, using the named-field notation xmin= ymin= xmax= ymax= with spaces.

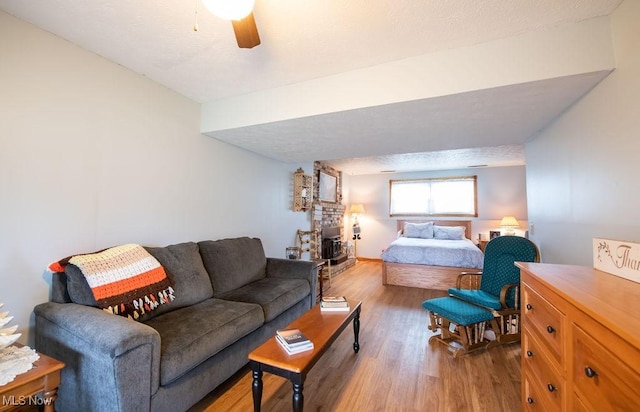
xmin=0 ymin=0 xmax=623 ymax=174
xmin=209 ymin=71 xmax=611 ymax=174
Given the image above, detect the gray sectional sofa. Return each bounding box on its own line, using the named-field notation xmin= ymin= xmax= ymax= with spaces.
xmin=34 ymin=237 xmax=317 ymax=412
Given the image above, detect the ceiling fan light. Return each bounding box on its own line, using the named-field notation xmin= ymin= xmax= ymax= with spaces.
xmin=202 ymin=0 xmax=255 ymax=20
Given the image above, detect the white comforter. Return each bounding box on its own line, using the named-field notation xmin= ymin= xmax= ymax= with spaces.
xmin=381 ymin=237 xmax=484 ymax=269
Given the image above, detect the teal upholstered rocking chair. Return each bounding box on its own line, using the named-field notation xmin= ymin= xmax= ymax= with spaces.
xmin=422 ymin=235 xmax=539 ymax=356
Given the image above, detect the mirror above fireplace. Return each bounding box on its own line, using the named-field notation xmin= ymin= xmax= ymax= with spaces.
xmin=318 ymin=171 xmax=337 ymax=203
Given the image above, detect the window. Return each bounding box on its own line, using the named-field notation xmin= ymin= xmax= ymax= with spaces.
xmin=389 ymin=176 xmax=477 ymax=217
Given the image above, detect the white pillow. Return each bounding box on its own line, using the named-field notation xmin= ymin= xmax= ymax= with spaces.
xmin=403 ymin=222 xmax=434 ymax=239
xmin=434 ymin=225 xmax=466 ymax=240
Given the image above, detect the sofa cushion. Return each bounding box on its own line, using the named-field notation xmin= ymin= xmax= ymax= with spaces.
xmin=214 ymin=277 xmax=310 ymax=322
xmin=67 ymin=244 xmax=175 ymax=320
xmin=142 ymin=242 xmax=214 ymax=320
xmin=198 ymin=237 xmax=267 ymax=294
xmin=64 ymin=242 xmax=214 ymax=318
xmin=143 ymin=298 xmax=264 ymax=386
xmin=66 ymin=264 xmax=99 ymax=307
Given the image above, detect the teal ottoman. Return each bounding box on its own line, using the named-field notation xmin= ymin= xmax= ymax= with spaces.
xmin=422 ymin=296 xmax=497 ymax=356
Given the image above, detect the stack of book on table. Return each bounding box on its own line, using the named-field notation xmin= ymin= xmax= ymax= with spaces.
xmin=320 ymin=296 xmax=349 ymax=312
xmin=276 ymin=328 xmax=314 ymax=355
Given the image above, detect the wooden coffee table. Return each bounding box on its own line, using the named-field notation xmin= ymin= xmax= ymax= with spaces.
xmin=248 ymin=300 xmax=361 ymax=412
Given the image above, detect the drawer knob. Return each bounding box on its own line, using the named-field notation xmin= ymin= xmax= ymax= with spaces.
xmin=527 ymin=397 xmax=535 ymax=404
xmin=547 ymin=383 xmax=556 ymax=392
xmin=526 ymin=350 xmax=534 ymax=357
xmin=585 ymin=366 xmax=598 ymax=378
xmin=546 ymin=325 xmax=555 ymax=334
xmin=526 ymin=304 xmax=533 ymax=310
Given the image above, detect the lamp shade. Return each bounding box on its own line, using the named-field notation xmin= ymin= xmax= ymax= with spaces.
xmin=500 ymin=216 xmax=520 ymax=228
xmin=349 ymin=204 xmax=365 ymax=214
xmin=202 ymin=0 xmax=255 ymax=20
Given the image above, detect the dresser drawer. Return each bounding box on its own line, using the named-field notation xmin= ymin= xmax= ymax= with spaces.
xmin=572 ymin=393 xmax=590 ymax=412
xmin=522 ymin=283 xmax=564 ymax=365
xmin=572 ymin=325 xmax=640 ymax=411
xmin=523 ymin=373 xmax=558 ymax=411
xmin=523 ymin=331 xmax=564 ymax=410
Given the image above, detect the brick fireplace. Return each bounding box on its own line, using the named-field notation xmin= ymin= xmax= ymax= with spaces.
xmin=308 ymin=162 xmax=355 ymax=275
xmin=310 ymin=162 xmax=345 ymax=259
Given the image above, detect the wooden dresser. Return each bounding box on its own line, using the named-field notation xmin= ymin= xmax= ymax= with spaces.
xmin=517 ymin=262 xmax=640 ymax=411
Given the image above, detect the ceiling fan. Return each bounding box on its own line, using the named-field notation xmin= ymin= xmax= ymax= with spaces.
xmin=201 ymin=0 xmax=261 ymax=49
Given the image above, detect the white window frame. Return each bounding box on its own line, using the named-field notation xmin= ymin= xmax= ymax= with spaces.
xmin=389 ymin=176 xmax=478 ymax=217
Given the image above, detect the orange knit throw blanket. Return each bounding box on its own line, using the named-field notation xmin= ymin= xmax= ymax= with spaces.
xmin=52 ymin=244 xmax=175 ymax=319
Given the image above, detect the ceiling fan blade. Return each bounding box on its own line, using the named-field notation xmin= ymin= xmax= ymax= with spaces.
xmin=232 ymin=12 xmax=261 ymax=49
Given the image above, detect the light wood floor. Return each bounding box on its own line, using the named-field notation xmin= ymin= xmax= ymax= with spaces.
xmin=190 ymin=260 xmax=521 ymax=412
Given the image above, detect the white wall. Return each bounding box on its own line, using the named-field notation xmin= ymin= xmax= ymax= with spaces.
xmin=525 ymin=0 xmax=639 ymax=265
xmin=202 ymin=16 xmax=614 ymax=133
xmin=0 ymin=11 xmax=311 ymax=345
xmin=345 ymin=166 xmax=528 ymax=259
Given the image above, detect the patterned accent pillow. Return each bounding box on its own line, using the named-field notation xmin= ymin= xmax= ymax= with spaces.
xmin=434 ymin=225 xmax=466 ymax=240
xmin=403 ymin=222 xmax=434 ymax=239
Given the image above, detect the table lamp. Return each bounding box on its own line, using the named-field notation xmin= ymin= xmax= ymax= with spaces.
xmin=349 ymin=204 xmax=365 ymax=225
xmin=500 ymin=216 xmax=520 ymax=236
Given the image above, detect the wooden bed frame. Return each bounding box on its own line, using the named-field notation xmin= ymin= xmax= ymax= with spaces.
xmin=381 ymin=220 xmax=479 ymax=290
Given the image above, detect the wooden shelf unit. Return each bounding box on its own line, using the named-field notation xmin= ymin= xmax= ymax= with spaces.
xmin=517 ymin=262 xmax=640 ymax=411
xmin=293 ymin=168 xmax=313 ymax=212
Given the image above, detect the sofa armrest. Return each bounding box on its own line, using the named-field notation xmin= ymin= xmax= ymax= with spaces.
xmin=34 ymin=302 xmax=161 ymax=412
xmin=266 ymin=258 xmax=317 ymax=306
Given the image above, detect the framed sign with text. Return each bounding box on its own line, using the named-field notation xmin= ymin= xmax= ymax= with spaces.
xmin=594 ymin=237 xmax=640 ymax=283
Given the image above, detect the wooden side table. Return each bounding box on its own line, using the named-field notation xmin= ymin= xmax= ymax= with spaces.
xmin=0 ymin=348 xmax=65 ymax=412
xmin=311 ymin=259 xmax=326 ymax=302
xmin=477 ymin=240 xmax=489 ymax=252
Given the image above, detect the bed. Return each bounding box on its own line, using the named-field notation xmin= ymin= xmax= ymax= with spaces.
xmin=381 ymin=220 xmax=484 ymax=290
